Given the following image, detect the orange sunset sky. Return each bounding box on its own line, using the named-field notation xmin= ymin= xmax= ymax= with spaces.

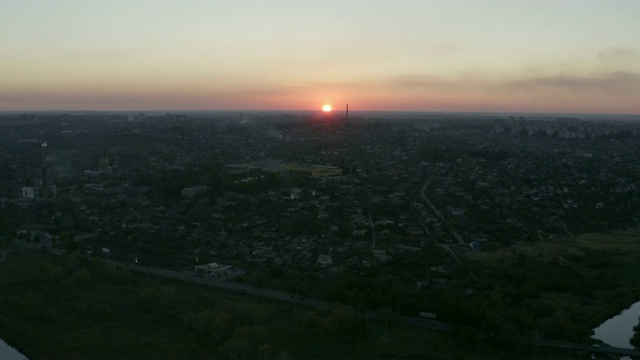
xmin=1 ymin=0 xmax=639 ymax=114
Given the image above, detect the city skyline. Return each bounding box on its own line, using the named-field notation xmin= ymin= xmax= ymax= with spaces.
xmin=1 ymin=0 xmax=639 ymax=114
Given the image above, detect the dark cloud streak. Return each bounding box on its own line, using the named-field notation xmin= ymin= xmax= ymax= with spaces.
xmin=504 ymin=72 xmax=640 ymax=94
xmin=598 ymin=47 xmax=640 ymax=64
xmin=381 ymin=71 xmax=640 ymax=97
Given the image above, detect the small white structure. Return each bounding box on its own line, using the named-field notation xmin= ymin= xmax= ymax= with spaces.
xmin=372 ymin=249 xmax=390 ymax=262
xmin=83 ymin=169 xmax=100 ymax=177
xmin=352 ymin=229 xmax=367 ymax=237
xmin=181 ymin=186 xmax=209 ymax=199
xmin=317 ymin=254 xmax=333 ymax=267
xmin=22 ymin=186 xmax=36 ymax=199
xmin=195 ymin=262 xmax=231 ymax=277
xmin=420 ymin=312 xmax=437 ymax=319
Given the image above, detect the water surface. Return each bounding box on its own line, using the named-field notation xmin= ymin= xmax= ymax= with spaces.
xmin=593 ymin=300 xmax=640 ymax=349
xmin=0 ymin=338 xmax=28 ymax=360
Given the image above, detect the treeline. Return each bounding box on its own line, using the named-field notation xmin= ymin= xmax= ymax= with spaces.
xmin=0 ymin=252 xmax=285 ymax=359
xmin=632 ymin=317 xmax=640 ymax=348
xmin=0 ymin=251 xmax=431 ymax=359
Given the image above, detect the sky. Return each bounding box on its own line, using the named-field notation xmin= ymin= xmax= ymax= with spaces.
xmin=1 ymin=0 xmax=639 ymax=114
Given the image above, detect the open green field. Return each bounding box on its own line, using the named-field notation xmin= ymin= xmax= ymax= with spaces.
xmin=0 ymin=250 xmax=570 ymax=359
xmin=464 ymin=227 xmax=640 ymax=340
xmin=467 ymin=227 xmax=640 ymax=266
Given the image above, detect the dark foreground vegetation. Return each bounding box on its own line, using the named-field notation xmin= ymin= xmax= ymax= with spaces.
xmin=0 ymin=250 xmax=579 ymax=360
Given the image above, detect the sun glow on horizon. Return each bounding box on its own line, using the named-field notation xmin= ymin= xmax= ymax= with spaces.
xmin=1 ymin=2 xmax=638 ymax=114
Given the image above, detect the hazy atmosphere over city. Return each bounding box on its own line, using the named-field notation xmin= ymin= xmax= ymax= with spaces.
xmin=4 ymin=1 xmax=640 ymax=360
xmin=1 ymin=0 xmax=639 ymax=113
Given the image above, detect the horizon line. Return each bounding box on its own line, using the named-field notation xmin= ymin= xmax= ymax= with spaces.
xmin=1 ymin=109 xmax=639 ymax=117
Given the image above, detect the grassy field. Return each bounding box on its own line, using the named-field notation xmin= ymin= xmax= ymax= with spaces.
xmin=0 ymin=250 xmax=571 ymax=359
xmin=467 ymin=227 xmax=640 ymax=266
xmin=465 ymin=226 xmax=640 ymax=339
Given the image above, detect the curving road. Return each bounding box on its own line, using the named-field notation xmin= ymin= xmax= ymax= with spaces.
xmin=420 ymin=177 xmax=444 ymax=222
xmin=420 ymin=177 xmax=463 ymax=263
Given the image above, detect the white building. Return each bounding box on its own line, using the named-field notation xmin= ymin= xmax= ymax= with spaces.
xmin=181 ymin=186 xmax=210 ymax=199
xmin=22 ymin=186 xmax=36 ymax=199
xmin=317 ymin=254 xmax=333 ymax=267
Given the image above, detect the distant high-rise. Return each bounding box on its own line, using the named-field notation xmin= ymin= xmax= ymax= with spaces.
xmin=41 ymin=166 xmax=48 ymax=199
xmin=40 ymin=141 xmax=48 ymax=200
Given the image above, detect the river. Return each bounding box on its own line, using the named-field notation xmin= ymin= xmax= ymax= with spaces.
xmin=593 ymin=300 xmax=640 ymax=349
xmin=0 ymin=337 xmax=27 ymax=360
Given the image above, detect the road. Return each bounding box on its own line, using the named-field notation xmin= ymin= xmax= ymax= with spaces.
xmin=420 ymin=177 xmax=444 ymax=222
xmin=0 ymin=241 xmax=42 ymax=263
xmin=74 ymin=233 xmax=98 ymax=242
xmin=420 ymin=177 xmax=466 ymax=245
xmin=419 ymin=177 xmax=464 ymax=263
xmin=559 ymin=220 xmax=573 ymax=236
xmin=367 ymin=208 xmax=376 ymax=249
xmin=106 ymin=260 xmax=324 ymax=307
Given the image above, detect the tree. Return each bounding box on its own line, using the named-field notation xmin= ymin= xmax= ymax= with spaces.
xmin=302 ymin=311 xmax=322 ymax=332
xmin=319 ymin=316 xmax=335 ymax=337
xmin=378 ymin=307 xmax=396 ymax=337
xmin=250 ymin=325 xmax=268 ymax=344
xmin=188 ymin=309 xmax=216 ymax=334
xmin=212 ymin=312 xmax=234 ymax=341
xmin=376 ymin=335 xmax=391 ymax=354
xmin=631 ymin=331 xmax=640 ymax=348
xmin=256 ymin=344 xmax=273 ymax=360
xmin=66 ymin=238 xmax=78 ymax=253
xmin=219 ymin=337 xmax=248 ymax=360
xmin=237 ymin=302 xmax=267 ymax=324
xmin=70 ymin=269 xmax=92 ymax=286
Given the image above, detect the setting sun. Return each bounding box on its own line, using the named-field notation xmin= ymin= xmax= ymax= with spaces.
xmin=322 ymin=104 xmax=332 ymax=112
